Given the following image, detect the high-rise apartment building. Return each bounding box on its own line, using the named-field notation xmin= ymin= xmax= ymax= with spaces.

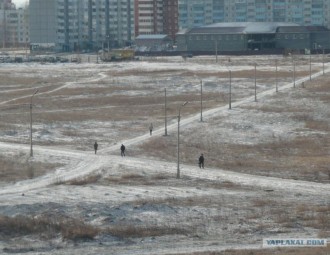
xmin=11 ymin=7 xmax=29 ymax=47
xmin=134 ymin=0 xmax=163 ymax=36
xmin=134 ymin=0 xmax=178 ymax=39
xmin=178 ymin=0 xmax=330 ymax=30
xmin=0 ymin=0 xmax=28 ymax=47
xmin=163 ymin=0 xmax=178 ymax=39
xmin=0 ymin=0 xmax=14 ymax=9
xmin=29 ymin=0 xmax=134 ymax=52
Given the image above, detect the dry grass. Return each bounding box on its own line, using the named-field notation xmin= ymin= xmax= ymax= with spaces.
xmin=137 ymin=133 xmax=330 ymax=182
xmin=241 ymin=198 xmax=330 ymax=239
xmin=305 ymin=119 xmax=330 ymax=132
xmin=0 ymin=56 xmax=329 ymax=253
xmin=133 ymin=70 xmax=330 ymax=182
xmin=65 ymin=174 xmax=102 ymax=185
xmin=178 ymin=245 xmax=330 ymax=255
xmin=133 ymin=195 xmax=227 ymax=209
xmin=104 ymin=172 xmax=185 ymax=186
xmin=298 ymin=205 xmax=330 ymax=231
xmin=106 ymin=224 xmax=187 ymax=238
xmin=2 ymin=58 xmax=323 ymax=170
xmin=0 ymin=214 xmax=99 ymax=241
xmin=104 ymin=173 xmax=155 ymax=186
xmin=0 ymin=214 xmax=188 ymax=241
xmin=104 ymin=171 xmax=241 ymax=191
xmin=61 ymin=220 xmax=100 ymax=241
xmin=252 ymin=199 xmax=273 ymax=207
xmin=0 ymin=156 xmax=61 ymax=182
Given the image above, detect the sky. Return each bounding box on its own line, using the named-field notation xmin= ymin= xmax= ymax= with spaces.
xmin=13 ymin=0 xmax=28 ymax=8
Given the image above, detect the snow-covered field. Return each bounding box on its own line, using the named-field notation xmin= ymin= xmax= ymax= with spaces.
xmin=0 ymin=54 xmax=329 ymax=255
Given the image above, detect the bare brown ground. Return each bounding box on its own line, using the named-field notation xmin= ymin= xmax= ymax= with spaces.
xmin=0 ymin=155 xmax=61 ymax=182
xmin=135 ymin=74 xmax=330 ymax=182
xmin=0 ymin=61 xmax=328 ymax=181
xmin=0 ymin=56 xmax=328 ymax=255
xmin=55 ymin=169 xmax=330 ymax=248
xmin=176 ymin=245 xmax=330 ymax=255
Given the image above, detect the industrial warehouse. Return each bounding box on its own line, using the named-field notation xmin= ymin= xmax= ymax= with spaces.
xmin=176 ymin=22 xmax=330 ymax=54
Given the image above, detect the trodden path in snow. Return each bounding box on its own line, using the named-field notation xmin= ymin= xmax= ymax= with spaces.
xmin=0 ymin=67 xmax=329 ymax=197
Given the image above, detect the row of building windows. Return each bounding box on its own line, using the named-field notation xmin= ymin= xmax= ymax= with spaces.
xmin=187 ymin=33 xmax=310 ymax=41
xmin=276 ymin=33 xmax=309 ymax=39
xmin=189 ymin=34 xmax=245 ymax=41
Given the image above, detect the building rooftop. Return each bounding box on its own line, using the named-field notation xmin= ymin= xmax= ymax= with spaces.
xmin=135 ymin=34 xmax=170 ymax=40
xmin=177 ymin=22 xmax=323 ymax=35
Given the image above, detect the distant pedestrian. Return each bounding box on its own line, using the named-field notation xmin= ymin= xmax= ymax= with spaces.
xmin=149 ymin=123 xmax=153 ymax=136
xmin=198 ymin=153 xmax=204 ymax=169
xmin=120 ymin=144 xmax=126 ymax=157
xmin=94 ymin=141 xmax=98 ymax=154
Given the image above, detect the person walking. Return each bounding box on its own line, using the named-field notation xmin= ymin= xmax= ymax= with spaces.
xmin=149 ymin=123 xmax=153 ymax=136
xmin=94 ymin=141 xmax=98 ymax=154
xmin=198 ymin=153 xmax=204 ymax=169
xmin=120 ymin=144 xmax=126 ymax=157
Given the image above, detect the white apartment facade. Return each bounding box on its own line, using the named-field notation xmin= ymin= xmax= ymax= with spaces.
xmin=30 ymin=0 xmax=134 ymax=52
xmin=0 ymin=1 xmax=28 ymax=48
xmin=134 ymin=0 xmax=179 ymax=40
xmin=178 ymin=0 xmax=330 ymax=30
xmin=134 ymin=0 xmax=163 ymax=36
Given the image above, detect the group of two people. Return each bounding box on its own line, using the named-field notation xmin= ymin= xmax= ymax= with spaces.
xmin=95 ymin=141 xmax=205 ymax=168
xmin=92 ymin=123 xmax=153 ymax=156
xmin=93 ymin=122 xmax=205 ymax=168
xmin=94 ymin=141 xmax=126 ymax=157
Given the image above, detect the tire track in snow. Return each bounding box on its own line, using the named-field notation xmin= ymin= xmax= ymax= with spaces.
xmin=0 ymin=67 xmax=329 ymax=197
xmin=0 ymin=144 xmax=329 ymax=198
xmin=100 ymin=67 xmax=330 ymax=151
xmin=0 ymin=72 xmax=107 ymax=106
xmin=107 ymin=156 xmax=330 ymax=196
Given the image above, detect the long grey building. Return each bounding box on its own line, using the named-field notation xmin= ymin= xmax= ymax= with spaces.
xmin=176 ymin=22 xmax=330 ymax=53
xmin=178 ymin=0 xmax=330 ymax=30
xmin=29 ymin=0 xmax=134 ymax=52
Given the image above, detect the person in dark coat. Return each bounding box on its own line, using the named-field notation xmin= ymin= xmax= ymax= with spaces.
xmin=198 ymin=153 xmax=204 ymax=169
xmin=120 ymin=144 xmax=126 ymax=157
xmin=149 ymin=123 xmax=153 ymax=136
xmin=94 ymin=141 xmax=98 ymax=154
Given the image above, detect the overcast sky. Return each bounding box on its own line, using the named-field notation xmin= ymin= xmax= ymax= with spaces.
xmin=13 ymin=0 xmax=28 ymax=8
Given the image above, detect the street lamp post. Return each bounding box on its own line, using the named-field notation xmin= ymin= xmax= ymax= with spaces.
xmin=164 ymin=88 xmax=168 ymax=136
xmin=177 ymin=101 xmax=188 ymax=179
xmin=322 ymin=48 xmax=325 ymax=75
xmin=200 ymin=80 xmax=203 ymax=122
xmin=309 ymin=52 xmax=312 ymax=81
xmin=30 ymin=89 xmax=38 ymax=157
xmin=229 ymin=70 xmax=232 ymax=109
xmin=275 ymin=60 xmax=278 ymax=92
xmin=293 ymin=57 xmax=296 ymax=88
xmin=215 ymin=41 xmax=218 ymax=63
xmin=107 ymin=34 xmax=110 ymax=52
xmin=254 ymin=63 xmax=257 ymax=102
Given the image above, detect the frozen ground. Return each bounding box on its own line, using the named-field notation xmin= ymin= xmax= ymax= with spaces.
xmin=0 ymin=54 xmax=329 ymax=255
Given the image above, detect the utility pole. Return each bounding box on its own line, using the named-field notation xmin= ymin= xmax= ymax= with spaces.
xmin=309 ymin=52 xmax=312 ymax=81
xmin=215 ymin=41 xmax=218 ymax=63
xmin=254 ymin=63 xmax=257 ymax=102
xmin=275 ymin=60 xmax=278 ymax=92
xmin=107 ymin=34 xmax=110 ymax=52
xmin=200 ymin=80 xmax=203 ymax=122
xmin=229 ymin=70 xmax=232 ymax=109
xmin=164 ymin=88 xmax=168 ymax=136
xmin=322 ymin=48 xmax=325 ymax=75
xmin=177 ymin=101 xmax=188 ymax=179
xmin=30 ymin=89 xmax=39 ymax=157
xmin=293 ymin=56 xmax=296 ymax=88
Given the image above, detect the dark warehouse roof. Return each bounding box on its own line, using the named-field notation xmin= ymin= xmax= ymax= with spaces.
xmin=177 ymin=22 xmax=328 ymax=35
